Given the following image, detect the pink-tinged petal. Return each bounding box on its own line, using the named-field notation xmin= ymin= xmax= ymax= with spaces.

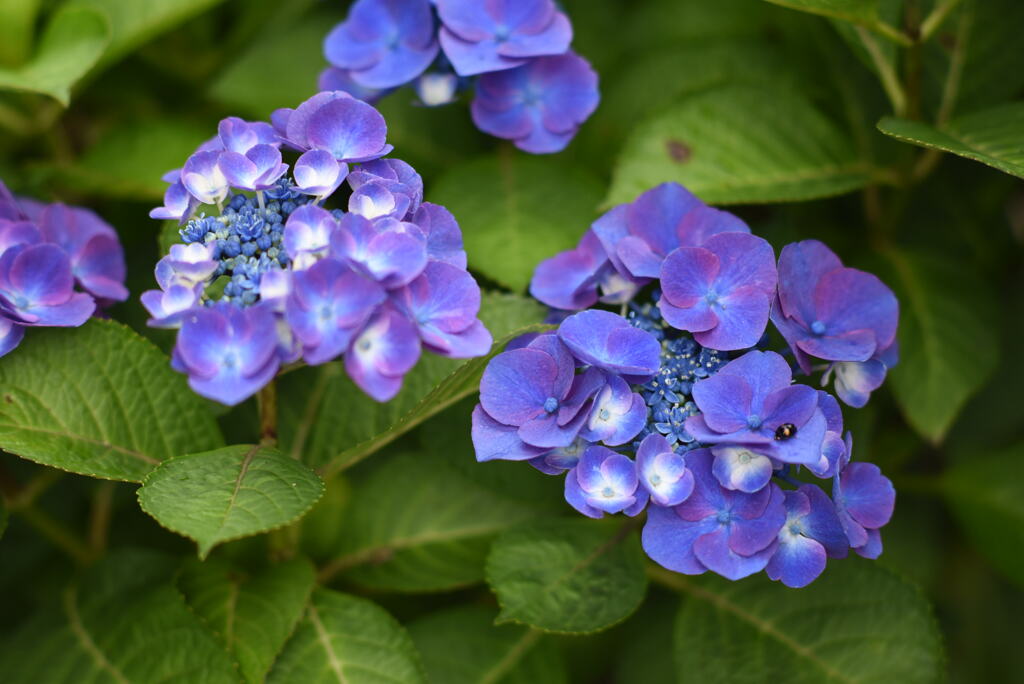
xmin=659 ymin=297 xmax=718 ymax=334
xmin=677 ymin=205 xmax=750 ymax=246
xmin=796 ymin=328 xmax=877 ymax=362
xmin=702 ymin=232 xmax=777 ymax=296
xmin=5 ymin=244 xmax=75 ymax=306
xmin=717 ymin=351 xmax=794 ymax=407
xmin=660 ymin=246 xmax=720 ymax=306
xmin=616 ymin=235 xmax=664 ymax=279
xmin=345 ymin=307 xmax=421 ymax=401
xmin=627 ymin=182 xmax=703 ymax=259
xmin=692 ymin=287 xmax=770 ymax=351
xmin=814 ymin=267 xmax=899 ymax=350
xmin=776 ymin=240 xmax=843 ymax=325
xmin=761 ymin=384 xmax=818 ymax=432
xmin=727 ymin=483 xmax=786 ymax=557
xmin=693 ymin=527 xmax=777 ymax=580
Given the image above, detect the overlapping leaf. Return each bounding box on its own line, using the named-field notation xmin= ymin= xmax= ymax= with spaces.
xmin=138 ymin=444 xmax=324 ymax=557
xmin=0 ymin=320 xmax=223 ymax=482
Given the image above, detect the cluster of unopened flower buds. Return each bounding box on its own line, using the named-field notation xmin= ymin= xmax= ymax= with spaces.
xmin=472 ymin=182 xmax=898 ymax=587
xmin=321 ymin=0 xmax=599 ymax=153
xmin=146 ymin=91 xmax=491 ymax=406
xmin=0 ymin=182 xmax=127 ymax=357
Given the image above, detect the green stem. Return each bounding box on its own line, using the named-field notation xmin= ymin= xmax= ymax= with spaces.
xmin=258 ymin=380 xmax=279 ymax=447
xmin=856 ymin=27 xmax=907 ymax=117
xmin=870 ymin=19 xmax=915 ymax=47
xmin=17 ymin=504 xmax=92 ymax=565
xmin=920 ymin=0 xmax=964 ymax=42
xmin=88 ymin=482 xmax=115 ymax=557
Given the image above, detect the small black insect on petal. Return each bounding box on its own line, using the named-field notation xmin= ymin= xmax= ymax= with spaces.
xmin=774 ymin=423 xmax=797 ymax=441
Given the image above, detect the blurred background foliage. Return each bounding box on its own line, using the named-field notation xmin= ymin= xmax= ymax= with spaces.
xmin=0 ymin=0 xmax=1022 ymax=682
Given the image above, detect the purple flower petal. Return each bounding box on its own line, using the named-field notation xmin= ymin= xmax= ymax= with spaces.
xmin=344 ymin=305 xmax=421 ymax=401
xmin=472 ymin=404 xmax=550 ymax=462
xmin=557 ymin=310 xmax=660 ymax=383
xmin=711 ymin=446 xmax=774 ymax=493
xmin=306 ymin=96 xmax=392 ymax=162
xmin=0 ymin=317 xmax=25 ymax=357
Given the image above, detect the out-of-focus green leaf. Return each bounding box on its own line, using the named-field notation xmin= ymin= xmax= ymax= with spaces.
xmin=0 ymin=496 xmax=6 ymax=540
xmin=0 ymin=320 xmax=223 ymax=482
xmin=667 ymin=559 xmax=943 ymax=683
xmin=67 ymin=0 xmax=227 ymax=67
xmin=762 ymin=0 xmax=879 ymax=23
xmin=879 ymin=104 xmax=1024 ymax=179
xmin=138 ymin=444 xmax=324 ymax=557
xmin=883 ymin=250 xmax=999 ymax=443
xmin=486 ymin=519 xmax=648 ymax=634
xmin=0 ymin=6 xmax=109 ymax=105
xmin=0 ymin=549 xmax=238 ymax=683
xmin=178 ymin=556 xmax=316 ymax=683
xmin=278 ymin=293 xmax=545 ymax=474
xmin=0 ymin=0 xmax=42 ymax=67
xmin=945 ymin=444 xmax=1024 ymax=588
xmin=408 ymin=605 xmax=567 ymax=684
xmin=432 ymin=156 xmax=603 ymax=292
xmin=268 ymin=588 xmax=424 ymax=683
xmin=609 ymin=85 xmax=870 ymax=206
xmin=208 ymin=9 xmax=328 ymax=119
xmin=55 ymin=119 xmax=209 ymax=200
xmin=321 ymin=452 xmax=545 ymax=593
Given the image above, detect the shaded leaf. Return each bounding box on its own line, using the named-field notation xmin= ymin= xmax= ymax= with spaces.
xmin=278 ymin=293 xmax=545 ymax=474
xmin=321 ymin=452 xmax=546 ymax=593
xmin=945 ymin=443 xmax=1024 ymax=588
xmin=0 ymin=320 xmax=223 ymax=482
xmin=0 ymin=549 xmax=237 ymax=683
xmin=178 ymin=556 xmax=316 ymax=683
xmin=762 ymin=0 xmax=879 ymax=24
xmin=138 ymin=444 xmax=324 ymax=557
xmin=431 ymin=156 xmax=604 ymax=292
xmin=0 ymin=6 xmax=109 ymax=105
xmin=609 ymin=85 xmax=870 ymax=206
xmin=486 ymin=519 xmax=648 ymax=634
xmin=0 ymin=0 xmax=42 ymax=67
xmin=882 ymin=250 xmax=999 ymax=443
xmin=667 ymin=559 xmax=943 ymax=683
xmin=408 ymin=605 xmax=566 ymax=684
xmin=878 ymin=104 xmax=1024 ymax=179
xmin=268 ymin=588 xmax=424 ymax=683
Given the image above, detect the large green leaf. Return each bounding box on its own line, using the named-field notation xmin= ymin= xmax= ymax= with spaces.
xmin=0 ymin=6 xmax=109 ymax=105
xmin=608 ymin=85 xmax=870 ymax=206
xmin=268 ymin=588 xmax=424 ymax=683
xmin=0 ymin=320 xmax=223 ymax=482
xmin=138 ymin=444 xmax=324 ymax=557
xmin=178 ymin=557 xmax=316 ymax=683
xmin=431 ymin=156 xmax=604 ymax=292
xmin=878 ymin=104 xmax=1024 ymax=179
xmin=762 ymin=0 xmax=878 ymax=23
xmin=0 ymin=549 xmax=238 ymax=683
xmin=408 ymin=605 xmax=566 ymax=684
xmin=320 ymin=452 xmax=546 ymax=593
xmin=486 ymin=519 xmax=648 ymax=634
xmin=54 ymin=119 xmax=210 ymax=200
xmin=882 ymin=250 xmax=999 ymax=443
xmin=944 ymin=444 xmax=1024 ymax=588
xmin=278 ymin=293 xmax=545 ymax=474
xmin=666 ymin=559 xmax=943 ymax=683
xmin=67 ymin=0 xmax=227 ymax=67
xmin=0 ymin=0 xmax=42 ymax=67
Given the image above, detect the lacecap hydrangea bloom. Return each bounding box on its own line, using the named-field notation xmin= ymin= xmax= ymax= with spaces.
xmin=472 ymin=182 xmax=898 ymax=587
xmin=0 ymin=182 xmax=128 ymax=357
xmin=321 ymin=0 xmax=599 ymax=154
xmin=146 ymin=91 xmax=491 ymax=406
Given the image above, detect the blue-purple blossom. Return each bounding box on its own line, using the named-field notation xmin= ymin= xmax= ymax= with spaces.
xmin=435 ymin=0 xmax=572 ymax=76
xmin=324 ymin=0 xmax=439 ymax=88
xmin=636 ymin=434 xmax=694 ymax=507
xmin=0 ymin=316 xmax=24 ymax=357
xmin=766 ymin=484 xmax=848 ymax=588
xmin=833 ymin=441 xmax=895 ymax=560
xmin=643 ymin=449 xmax=786 ymax=580
xmin=565 ymin=446 xmax=645 ymax=518
xmin=557 ymin=309 xmax=660 ymax=384
xmin=0 ymin=244 xmax=96 ymax=327
xmin=471 ymin=52 xmax=598 ymax=154
xmin=146 ymin=94 xmax=489 ymax=405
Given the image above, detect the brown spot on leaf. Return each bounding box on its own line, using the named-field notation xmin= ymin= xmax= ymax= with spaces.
xmin=3 ymin=395 xmax=11 ymax=404
xmin=666 ymin=139 xmax=691 ymax=164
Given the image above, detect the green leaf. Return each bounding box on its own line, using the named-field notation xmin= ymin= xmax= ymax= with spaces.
xmin=278 ymin=292 xmax=545 ymax=474
xmin=486 ymin=519 xmax=648 ymax=634
xmin=0 ymin=0 xmax=42 ymax=67
xmin=0 ymin=496 xmax=6 ymax=540
xmin=54 ymin=119 xmax=210 ymax=200
xmin=944 ymin=443 xmax=1024 ymax=588
xmin=431 ymin=156 xmax=604 ymax=292
xmin=321 ymin=452 xmax=546 ymax=593
xmin=67 ymin=0 xmax=227 ymax=67
xmin=667 ymin=559 xmax=943 ymax=683
xmin=268 ymin=588 xmax=424 ymax=683
xmin=608 ymin=85 xmax=870 ymax=206
xmin=178 ymin=556 xmax=316 ymax=683
xmin=878 ymin=104 xmax=1024 ymax=179
xmin=0 ymin=6 xmax=109 ymax=105
xmin=138 ymin=444 xmax=325 ymax=557
xmin=209 ymin=9 xmax=329 ymax=119
xmin=882 ymin=250 xmax=999 ymax=443
xmin=761 ymin=0 xmax=879 ymax=24
xmin=408 ymin=605 xmax=567 ymax=684
xmin=0 ymin=319 xmax=223 ymax=482
xmin=0 ymin=549 xmax=238 ymax=683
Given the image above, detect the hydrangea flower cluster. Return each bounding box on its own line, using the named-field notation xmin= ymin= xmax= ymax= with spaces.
xmin=472 ymin=182 xmax=899 ymax=587
xmin=0 ymin=181 xmax=127 ymax=357
xmin=146 ymin=91 xmax=491 ymax=406
xmin=321 ymin=0 xmax=599 ymax=154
